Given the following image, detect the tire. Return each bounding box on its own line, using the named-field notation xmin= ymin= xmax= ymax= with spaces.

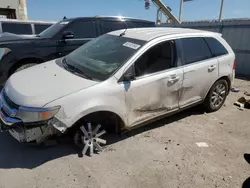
xmin=203 ymin=79 xmax=228 ymax=112
xmin=74 ymin=122 xmax=107 ymax=157
xmin=14 ymin=63 xmax=38 ymax=73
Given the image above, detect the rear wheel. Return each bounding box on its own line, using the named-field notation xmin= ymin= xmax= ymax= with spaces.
xmin=204 ymin=79 xmax=228 ymax=112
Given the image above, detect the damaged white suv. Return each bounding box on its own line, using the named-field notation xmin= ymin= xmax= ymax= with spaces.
xmin=0 ymin=28 xmax=235 ymax=155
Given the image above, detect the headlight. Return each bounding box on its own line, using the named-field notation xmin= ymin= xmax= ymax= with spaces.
xmin=16 ymin=106 xmax=61 ymax=123
xmin=0 ymin=48 xmax=11 ymax=61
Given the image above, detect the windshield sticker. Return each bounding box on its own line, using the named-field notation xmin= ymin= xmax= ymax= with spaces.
xmin=60 ymin=21 xmax=69 ymax=25
xmin=123 ymin=42 xmax=141 ymax=50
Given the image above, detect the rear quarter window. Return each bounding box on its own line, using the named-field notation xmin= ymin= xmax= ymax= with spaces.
xmin=204 ymin=37 xmax=228 ymax=57
xmin=180 ymin=37 xmax=212 ymax=65
xmin=2 ymin=22 xmax=32 ymax=34
xmin=34 ymin=24 xmax=52 ymax=34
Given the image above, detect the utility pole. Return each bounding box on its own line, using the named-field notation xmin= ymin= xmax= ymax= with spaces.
xmin=219 ymin=0 xmax=225 ymax=22
xmin=179 ymin=0 xmax=183 ymax=23
xmin=179 ymin=0 xmax=193 ymax=23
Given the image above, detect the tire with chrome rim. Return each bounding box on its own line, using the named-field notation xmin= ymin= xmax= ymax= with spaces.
xmin=204 ymin=79 xmax=228 ymax=112
xmin=74 ymin=122 xmax=107 ymax=157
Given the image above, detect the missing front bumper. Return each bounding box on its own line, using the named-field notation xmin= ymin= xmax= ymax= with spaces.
xmin=0 ymin=120 xmax=59 ymax=143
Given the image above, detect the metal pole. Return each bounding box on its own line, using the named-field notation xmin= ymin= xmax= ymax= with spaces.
xmin=219 ymin=0 xmax=225 ymax=22
xmin=179 ymin=0 xmax=183 ymax=23
xmin=156 ymin=8 xmax=160 ymax=24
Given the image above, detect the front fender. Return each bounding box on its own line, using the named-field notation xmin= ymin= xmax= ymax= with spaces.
xmin=52 ymin=97 xmax=127 ymax=131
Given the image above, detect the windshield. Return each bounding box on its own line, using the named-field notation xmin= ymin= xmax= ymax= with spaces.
xmin=38 ymin=20 xmax=70 ymax=38
xmin=66 ymin=34 xmax=146 ymax=81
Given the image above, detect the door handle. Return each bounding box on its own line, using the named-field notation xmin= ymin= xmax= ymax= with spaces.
xmin=208 ymin=65 xmax=216 ymax=71
xmin=168 ymin=76 xmax=180 ymax=83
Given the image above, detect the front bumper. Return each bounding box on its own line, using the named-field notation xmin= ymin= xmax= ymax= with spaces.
xmin=0 ymin=115 xmax=58 ymax=143
xmin=0 ymin=89 xmax=58 ymax=143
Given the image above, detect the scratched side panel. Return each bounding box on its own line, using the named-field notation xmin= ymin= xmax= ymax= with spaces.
xmin=125 ymin=68 xmax=183 ymax=127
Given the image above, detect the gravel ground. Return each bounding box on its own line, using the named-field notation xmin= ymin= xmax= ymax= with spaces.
xmin=0 ymin=79 xmax=250 ymax=188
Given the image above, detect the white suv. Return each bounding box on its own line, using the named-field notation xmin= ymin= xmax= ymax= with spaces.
xmin=0 ymin=28 xmax=235 ymax=155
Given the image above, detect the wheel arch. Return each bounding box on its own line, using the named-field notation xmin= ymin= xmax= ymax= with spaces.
xmin=204 ymin=75 xmax=231 ymax=100
xmin=8 ymin=56 xmax=44 ymax=76
xmin=70 ymin=110 xmax=126 ymax=133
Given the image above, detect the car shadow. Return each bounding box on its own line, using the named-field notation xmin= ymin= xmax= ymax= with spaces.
xmin=0 ymin=106 xmax=203 ymax=169
xmin=242 ymin=153 xmax=250 ymax=188
xmin=105 ymin=105 xmax=203 ymax=145
xmin=0 ymin=132 xmax=77 ymax=169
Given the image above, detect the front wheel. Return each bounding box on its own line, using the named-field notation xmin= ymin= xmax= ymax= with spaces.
xmin=204 ymin=79 xmax=228 ymax=112
xmin=74 ymin=122 xmax=107 ymax=157
xmin=14 ymin=63 xmax=38 ymax=73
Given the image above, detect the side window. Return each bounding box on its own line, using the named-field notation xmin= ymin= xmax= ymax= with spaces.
xmin=34 ymin=24 xmax=52 ymax=34
xmin=2 ymin=23 xmax=32 ymax=34
xmin=100 ymin=21 xmax=126 ymax=34
xmin=128 ymin=21 xmax=155 ymax=28
xmin=66 ymin=21 xmax=97 ymax=38
xmin=135 ymin=40 xmax=176 ymax=77
xmin=180 ymin=37 xmax=212 ymax=65
xmin=204 ymin=37 xmax=228 ymax=57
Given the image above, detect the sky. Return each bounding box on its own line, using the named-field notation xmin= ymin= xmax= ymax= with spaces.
xmin=27 ymin=0 xmax=250 ymax=22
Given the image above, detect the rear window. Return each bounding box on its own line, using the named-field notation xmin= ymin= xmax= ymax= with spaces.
xmin=204 ymin=37 xmax=228 ymax=57
xmin=2 ymin=23 xmax=32 ymax=34
xmin=180 ymin=37 xmax=212 ymax=65
xmin=34 ymin=24 xmax=52 ymax=34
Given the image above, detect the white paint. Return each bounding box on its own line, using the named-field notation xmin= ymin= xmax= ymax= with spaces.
xmin=109 ymin=27 xmax=222 ymax=42
xmin=2 ymin=28 xmax=235 ymax=142
xmin=196 ymin=142 xmax=209 ymax=147
xmin=5 ymin=59 xmax=98 ymax=107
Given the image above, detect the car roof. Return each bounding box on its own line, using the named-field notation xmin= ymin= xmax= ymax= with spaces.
xmin=109 ymin=27 xmax=221 ymax=41
xmin=63 ymin=16 xmax=154 ymax=23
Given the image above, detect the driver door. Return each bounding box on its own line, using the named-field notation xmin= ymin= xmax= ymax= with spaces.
xmin=124 ymin=40 xmax=183 ymax=127
xmin=56 ymin=20 xmax=98 ymax=58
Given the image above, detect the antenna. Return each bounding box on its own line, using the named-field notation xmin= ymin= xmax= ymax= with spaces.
xmin=119 ymin=20 xmax=128 ymax=37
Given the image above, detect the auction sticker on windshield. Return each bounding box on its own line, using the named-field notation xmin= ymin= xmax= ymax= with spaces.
xmin=123 ymin=42 xmax=141 ymax=50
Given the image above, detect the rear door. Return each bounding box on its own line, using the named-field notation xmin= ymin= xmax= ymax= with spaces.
xmin=56 ymin=20 xmax=98 ymax=57
xmin=178 ymin=37 xmax=219 ymax=108
xmin=204 ymin=37 xmax=234 ymax=82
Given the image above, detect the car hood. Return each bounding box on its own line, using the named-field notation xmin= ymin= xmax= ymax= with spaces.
xmin=4 ymin=59 xmax=98 ymax=107
xmin=0 ymin=32 xmax=38 ymax=42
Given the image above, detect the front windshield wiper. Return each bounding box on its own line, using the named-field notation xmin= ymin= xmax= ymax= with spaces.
xmin=62 ymin=58 xmax=93 ymax=80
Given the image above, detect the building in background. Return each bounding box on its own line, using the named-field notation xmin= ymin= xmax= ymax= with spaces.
xmin=0 ymin=0 xmax=27 ymax=20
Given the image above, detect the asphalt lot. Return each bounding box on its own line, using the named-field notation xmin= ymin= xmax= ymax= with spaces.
xmin=0 ymin=78 xmax=250 ymax=188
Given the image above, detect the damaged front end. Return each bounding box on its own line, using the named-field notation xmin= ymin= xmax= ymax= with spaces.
xmin=0 ymin=89 xmax=61 ymax=143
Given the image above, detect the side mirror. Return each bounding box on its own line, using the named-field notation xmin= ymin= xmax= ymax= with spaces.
xmin=62 ymin=31 xmax=74 ymax=39
xmin=123 ymin=72 xmax=134 ymax=82
xmin=119 ymin=65 xmax=135 ymax=82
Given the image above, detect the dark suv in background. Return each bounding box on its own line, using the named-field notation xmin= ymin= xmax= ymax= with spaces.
xmin=0 ymin=16 xmax=155 ymax=85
